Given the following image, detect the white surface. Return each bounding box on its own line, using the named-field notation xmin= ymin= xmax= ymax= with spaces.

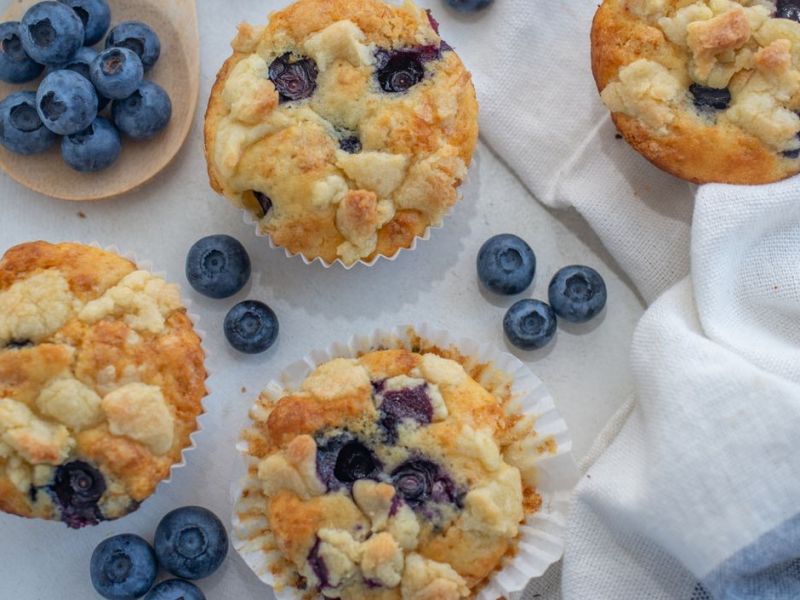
xmin=0 ymin=1 xmax=644 ymax=598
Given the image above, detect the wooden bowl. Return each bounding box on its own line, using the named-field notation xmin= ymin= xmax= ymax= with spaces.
xmin=0 ymin=0 xmax=199 ymax=201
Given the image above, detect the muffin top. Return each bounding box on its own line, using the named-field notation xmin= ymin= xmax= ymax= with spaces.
xmin=592 ymin=0 xmax=800 ymax=184
xmin=238 ymin=348 xmax=542 ymax=599
xmin=204 ymin=0 xmax=478 ymax=265
xmin=0 ymin=242 xmax=206 ymax=528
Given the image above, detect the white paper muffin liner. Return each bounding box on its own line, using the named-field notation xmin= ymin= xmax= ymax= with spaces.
xmin=232 ymin=323 xmax=579 ymax=599
xmin=87 ymin=242 xmax=209 ymax=497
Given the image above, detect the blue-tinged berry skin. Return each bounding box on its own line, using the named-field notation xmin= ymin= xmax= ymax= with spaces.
xmin=0 ymin=92 xmax=57 ymax=155
xmin=477 ymin=234 xmax=536 ymax=295
xmin=59 ymin=0 xmax=110 ymax=46
xmin=0 ymin=22 xmax=44 ymax=83
xmin=777 ymin=0 xmax=800 ymax=22
xmin=548 ymin=265 xmax=608 ymax=324
xmin=36 ymin=69 xmax=98 ymax=135
xmin=144 ymin=579 xmax=206 ymax=600
xmin=45 ymin=47 xmax=109 ymax=110
xmin=446 ymin=0 xmax=494 ymax=12
xmin=20 ymin=1 xmax=84 ymax=66
xmin=112 ymin=81 xmax=171 ymax=140
xmin=154 ymin=507 xmax=229 ymax=581
xmin=185 ymin=235 xmax=251 ymax=299
xmin=61 ymin=116 xmax=121 ymax=172
xmin=224 ymin=301 xmax=279 ymax=355
xmin=91 ymin=47 xmax=143 ymax=100
xmin=90 ymin=534 xmax=158 ymax=600
xmin=106 ymin=21 xmax=160 ymax=71
xmin=504 ymin=299 xmax=557 ymax=351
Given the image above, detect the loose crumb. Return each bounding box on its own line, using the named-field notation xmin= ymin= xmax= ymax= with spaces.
xmin=78 ymin=211 xmax=87 ymax=219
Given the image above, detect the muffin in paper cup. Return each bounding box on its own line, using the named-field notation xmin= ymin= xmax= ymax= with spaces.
xmin=232 ymin=324 xmax=579 ymax=599
xmin=204 ymin=0 xmax=479 ymax=269
xmin=0 ymin=241 xmax=208 ymax=528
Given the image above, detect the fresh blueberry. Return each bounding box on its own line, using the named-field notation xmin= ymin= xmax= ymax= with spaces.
xmin=477 ymin=234 xmax=536 ymax=295
xmin=0 ymin=92 xmax=57 ymax=155
xmin=61 ymin=116 xmax=121 ymax=172
xmin=45 ymin=47 xmax=109 ymax=110
xmin=59 ymin=0 xmax=110 ymax=46
xmin=504 ymin=299 xmax=557 ymax=351
xmin=548 ymin=265 xmax=607 ymax=323
xmin=106 ymin=21 xmax=161 ymax=71
xmin=144 ymin=579 xmax=206 ymax=600
xmin=224 ymin=300 xmax=278 ymax=354
xmin=375 ymin=49 xmax=426 ymax=93
xmin=20 ymin=1 xmax=84 ymax=66
xmin=36 ymin=69 xmax=98 ymax=135
xmin=315 ymin=433 xmax=381 ymax=491
xmin=268 ymin=53 xmax=318 ymax=103
xmin=154 ymin=506 xmax=229 ymax=580
xmin=91 ymin=47 xmax=143 ymax=100
xmin=90 ymin=534 xmax=157 ymax=600
xmin=49 ymin=460 xmax=106 ymax=528
xmin=185 ymin=234 xmax=251 ymax=299
xmin=777 ymin=0 xmax=800 ymax=21
xmin=446 ymin=0 xmax=494 ymax=11
xmin=112 ymin=80 xmax=171 ymax=140
xmin=391 ymin=459 xmax=461 ymax=508
xmin=0 ymin=22 xmax=44 ymax=83
xmin=689 ymin=84 xmax=731 ymax=111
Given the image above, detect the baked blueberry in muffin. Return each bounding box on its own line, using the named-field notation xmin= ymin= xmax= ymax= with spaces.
xmin=204 ymin=0 xmax=479 ymax=265
xmin=0 ymin=242 xmax=206 ymax=528
xmin=237 ymin=348 xmax=543 ymax=598
xmin=592 ymin=0 xmax=800 ymax=184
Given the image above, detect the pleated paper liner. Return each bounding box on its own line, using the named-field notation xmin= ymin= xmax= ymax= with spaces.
xmin=232 ymin=324 xmax=579 ymax=599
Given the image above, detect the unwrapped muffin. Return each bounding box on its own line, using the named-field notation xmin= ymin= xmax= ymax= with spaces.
xmin=235 ymin=346 xmax=544 ymax=599
xmin=0 ymin=242 xmax=206 ymax=528
xmin=204 ymin=0 xmax=479 ymax=265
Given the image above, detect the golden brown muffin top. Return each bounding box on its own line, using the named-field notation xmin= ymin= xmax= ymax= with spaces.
xmin=0 ymin=242 xmax=206 ymax=528
xmin=205 ymin=0 xmax=478 ymax=265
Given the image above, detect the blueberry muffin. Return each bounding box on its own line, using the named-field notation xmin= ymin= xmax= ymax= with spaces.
xmin=204 ymin=0 xmax=479 ymax=265
xmin=0 ymin=242 xmax=206 ymax=528
xmin=592 ymin=0 xmax=800 ymax=184
xmin=236 ymin=348 xmax=542 ymax=599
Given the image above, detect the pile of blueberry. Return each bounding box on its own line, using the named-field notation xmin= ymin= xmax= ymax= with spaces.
xmin=90 ymin=506 xmax=228 ymax=600
xmin=185 ymin=235 xmax=280 ymax=355
xmin=0 ymin=0 xmax=171 ymax=172
xmin=477 ymin=234 xmax=608 ymax=351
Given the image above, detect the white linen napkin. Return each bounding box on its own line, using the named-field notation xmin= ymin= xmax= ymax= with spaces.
xmin=451 ymin=0 xmax=800 ymax=597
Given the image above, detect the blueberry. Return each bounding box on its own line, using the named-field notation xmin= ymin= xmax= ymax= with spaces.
xmin=90 ymin=534 xmax=157 ymax=600
xmin=106 ymin=21 xmax=160 ymax=71
xmin=306 ymin=538 xmax=330 ymax=590
xmin=375 ymin=49 xmax=426 ymax=93
xmin=112 ymin=80 xmax=171 ymax=140
xmin=548 ymin=265 xmax=607 ymax=324
xmin=20 ymin=1 xmax=84 ymax=66
xmin=59 ymin=0 xmax=110 ymax=46
xmin=91 ymin=47 xmax=143 ymax=100
xmin=503 ymin=299 xmax=557 ymax=350
xmin=689 ymin=84 xmax=731 ymax=111
xmin=45 ymin=47 xmax=110 ymax=110
xmin=144 ymin=579 xmax=205 ymax=600
xmin=268 ymin=53 xmax=318 ymax=103
xmin=0 ymin=92 xmax=57 ymax=155
xmin=377 ymin=384 xmax=433 ymax=439
xmin=37 ymin=69 xmax=98 ymax=135
xmin=185 ymin=235 xmax=251 ymax=299
xmin=252 ymin=191 xmax=272 ymax=217
xmin=339 ymin=135 xmax=362 ymax=154
xmin=154 ymin=506 xmax=229 ymax=580
xmin=0 ymin=22 xmax=44 ymax=83
xmin=777 ymin=0 xmax=800 ymax=21
xmin=61 ymin=116 xmax=121 ymax=172
xmin=477 ymin=234 xmax=536 ymax=295
xmin=446 ymin=0 xmax=494 ymax=11
xmin=391 ymin=459 xmax=460 ymax=508
xmin=49 ymin=460 xmax=107 ymax=528
xmin=224 ymin=300 xmax=278 ymax=354
xmin=315 ymin=434 xmax=381 ymax=491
